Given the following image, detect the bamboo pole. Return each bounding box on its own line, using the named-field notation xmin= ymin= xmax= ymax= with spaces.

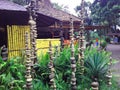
xmin=18 ymin=26 xmax=21 ymax=56
xmin=23 ymin=26 xmax=25 ymax=48
xmin=13 ymin=25 xmax=16 ymax=56
xmin=9 ymin=26 xmax=12 ymax=57
xmin=11 ymin=26 xmax=13 ymax=56
xmin=7 ymin=25 xmax=10 ymax=58
xmin=15 ymin=26 xmax=18 ymax=56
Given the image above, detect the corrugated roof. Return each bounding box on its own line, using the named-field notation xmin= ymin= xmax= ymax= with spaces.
xmin=0 ymin=0 xmax=26 ymax=11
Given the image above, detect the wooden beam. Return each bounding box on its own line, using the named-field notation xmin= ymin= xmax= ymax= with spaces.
xmin=49 ymin=25 xmax=109 ymax=30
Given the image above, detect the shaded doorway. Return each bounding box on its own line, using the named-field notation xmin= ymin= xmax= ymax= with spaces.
xmin=0 ymin=26 xmax=7 ymax=47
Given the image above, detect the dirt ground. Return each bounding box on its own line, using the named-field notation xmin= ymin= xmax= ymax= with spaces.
xmin=107 ymin=44 xmax=120 ymax=85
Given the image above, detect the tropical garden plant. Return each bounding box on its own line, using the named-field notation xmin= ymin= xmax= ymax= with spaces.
xmin=0 ymin=57 xmax=25 ymax=90
xmin=0 ymin=46 xmax=120 ymax=90
xmin=84 ymin=48 xmax=110 ymax=80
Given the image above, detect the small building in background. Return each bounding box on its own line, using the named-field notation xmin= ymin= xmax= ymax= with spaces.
xmin=0 ymin=0 xmax=81 ymax=58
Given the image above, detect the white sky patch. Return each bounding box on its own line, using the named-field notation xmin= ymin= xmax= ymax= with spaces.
xmin=51 ymin=0 xmax=94 ymax=15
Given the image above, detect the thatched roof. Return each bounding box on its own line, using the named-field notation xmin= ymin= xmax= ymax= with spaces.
xmin=0 ymin=0 xmax=80 ymax=26
xmin=0 ymin=0 xmax=26 ymax=11
xmin=37 ymin=0 xmax=80 ymax=22
xmin=0 ymin=0 xmax=28 ymax=25
xmin=52 ymin=8 xmax=80 ymax=22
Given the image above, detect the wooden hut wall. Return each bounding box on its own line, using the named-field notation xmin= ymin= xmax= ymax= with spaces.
xmin=0 ymin=10 xmax=29 ymax=25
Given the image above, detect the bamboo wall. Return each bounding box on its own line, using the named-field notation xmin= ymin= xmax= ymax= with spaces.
xmin=7 ymin=25 xmax=30 ymax=58
xmin=7 ymin=25 xmax=60 ymax=58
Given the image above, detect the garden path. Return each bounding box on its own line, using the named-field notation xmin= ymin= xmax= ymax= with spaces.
xmin=107 ymin=44 xmax=120 ymax=85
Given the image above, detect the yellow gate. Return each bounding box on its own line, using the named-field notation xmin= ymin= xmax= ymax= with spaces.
xmin=7 ymin=25 xmax=30 ymax=58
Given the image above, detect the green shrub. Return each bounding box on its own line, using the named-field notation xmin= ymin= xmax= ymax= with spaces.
xmin=100 ymin=41 xmax=107 ymax=49
xmin=0 ymin=57 xmax=25 ymax=90
xmin=85 ymin=48 xmax=110 ymax=80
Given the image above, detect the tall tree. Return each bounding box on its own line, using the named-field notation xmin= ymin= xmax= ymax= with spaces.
xmin=8 ymin=0 xmax=27 ymax=5
xmin=75 ymin=1 xmax=92 ymax=25
xmin=52 ymin=2 xmax=69 ymax=13
xmin=91 ymin=0 xmax=120 ymax=27
xmin=75 ymin=0 xmax=120 ymax=27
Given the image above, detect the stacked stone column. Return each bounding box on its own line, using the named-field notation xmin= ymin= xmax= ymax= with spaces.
xmin=91 ymin=78 xmax=99 ymax=90
xmin=27 ymin=0 xmax=38 ymax=66
xmin=48 ymin=41 xmax=56 ymax=90
xmin=29 ymin=16 xmax=37 ymax=65
xmin=78 ymin=0 xmax=85 ymax=75
xmin=70 ymin=18 xmax=77 ymax=90
xmin=106 ymin=57 xmax=112 ymax=86
xmin=27 ymin=0 xmax=38 ymax=79
xmin=25 ymin=32 xmax=32 ymax=90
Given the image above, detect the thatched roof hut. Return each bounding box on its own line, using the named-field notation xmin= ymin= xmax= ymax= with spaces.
xmin=0 ymin=0 xmax=81 ymax=26
xmin=0 ymin=0 xmax=28 ymax=25
xmin=36 ymin=0 xmax=81 ymax=38
xmin=0 ymin=0 xmax=81 ymax=38
xmin=0 ymin=0 xmax=59 ymax=27
xmin=0 ymin=0 xmax=26 ymax=11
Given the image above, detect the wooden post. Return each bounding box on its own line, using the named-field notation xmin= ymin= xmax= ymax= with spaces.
xmin=48 ymin=41 xmax=56 ymax=90
xmin=70 ymin=18 xmax=77 ymax=90
xmin=25 ymin=32 xmax=32 ymax=90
